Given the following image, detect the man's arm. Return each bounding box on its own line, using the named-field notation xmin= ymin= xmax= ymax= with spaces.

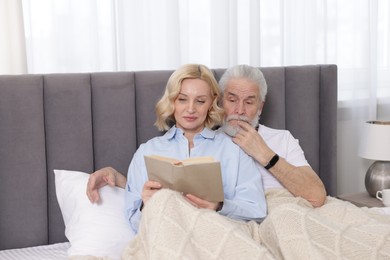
xmin=266 ymin=159 xmax=326 ymax=207
xmin=233 ymin=121 xmax=327 ymax=207
xmin=87 ymin=167 xmax=127 ymax=203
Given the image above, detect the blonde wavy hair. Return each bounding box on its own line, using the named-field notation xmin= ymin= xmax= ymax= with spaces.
xmin=154 ymin=64 xmax=224 ymax=131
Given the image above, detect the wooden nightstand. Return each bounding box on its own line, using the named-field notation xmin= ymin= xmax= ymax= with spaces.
xmin=337 ymin=192 xmax=384 ymax=208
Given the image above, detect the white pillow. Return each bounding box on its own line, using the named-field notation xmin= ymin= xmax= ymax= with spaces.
xmin=54 ymin=169 xmax=134 ymax=260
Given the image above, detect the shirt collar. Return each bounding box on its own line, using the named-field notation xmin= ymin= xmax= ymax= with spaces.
xmin=164 ymin=125 xmax=216 ymax=140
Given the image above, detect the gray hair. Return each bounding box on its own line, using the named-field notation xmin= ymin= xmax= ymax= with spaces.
xmin=218 ymin=64 xmax=268 ymax=102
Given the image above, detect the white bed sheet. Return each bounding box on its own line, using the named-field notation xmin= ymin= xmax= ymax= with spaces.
xmin=0 ymin=242 xmax=70 ymax=260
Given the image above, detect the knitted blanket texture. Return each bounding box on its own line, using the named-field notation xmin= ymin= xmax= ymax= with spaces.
xmin=73 ymin=188 xmax=390 ymax=259
xmin=122 ymin=189 xmax=390 ymax=260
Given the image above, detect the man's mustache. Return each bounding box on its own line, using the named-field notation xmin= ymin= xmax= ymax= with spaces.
xmin=225 ymin=115 xmax=251 ymax=123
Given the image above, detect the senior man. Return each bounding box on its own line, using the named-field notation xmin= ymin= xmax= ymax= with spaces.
xmin=218 ymin=64 xmax=326 ymax=207
xmin=87 ymin=65 xmax=326 ymax=208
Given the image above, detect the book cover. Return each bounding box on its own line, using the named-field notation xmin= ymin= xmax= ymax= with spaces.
xmin=144 ymin=155 xmax=224 ymax=202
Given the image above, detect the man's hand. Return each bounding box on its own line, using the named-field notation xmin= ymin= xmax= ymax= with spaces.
xmin=232 ymin=121 xmax=274 ymax=166
xmin=141 ymin=180 xmax=162 ymax=205
xmin=185 ymin=194 xmax=221 ymax=211
xmin=233 ymin=121 xmax=327 ymax=207
xmin=86 ymin=167 xmax=118 ymax=203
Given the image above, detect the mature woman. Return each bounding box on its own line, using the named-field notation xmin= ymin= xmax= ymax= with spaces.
xmin=88 ymin=64 xmax=267 ymax=234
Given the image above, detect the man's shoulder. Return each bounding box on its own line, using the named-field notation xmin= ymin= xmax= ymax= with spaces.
xmin=259 ymin=124 xmax=293 ymax=139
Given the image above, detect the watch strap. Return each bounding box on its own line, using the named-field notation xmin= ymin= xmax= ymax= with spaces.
xmin=264 ymin=154 xmax=279 ymax=170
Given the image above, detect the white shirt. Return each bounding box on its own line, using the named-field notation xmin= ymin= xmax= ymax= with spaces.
xmin=258 ymin=124 xmax=309 ymax=190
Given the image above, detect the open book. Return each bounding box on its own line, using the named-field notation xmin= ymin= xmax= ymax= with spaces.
xmin=144 ymin=155 xmax=224 ymax=202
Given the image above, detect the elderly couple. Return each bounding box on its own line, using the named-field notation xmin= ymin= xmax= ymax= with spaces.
xmin=86 ymin=64 xmax=326 ymax=234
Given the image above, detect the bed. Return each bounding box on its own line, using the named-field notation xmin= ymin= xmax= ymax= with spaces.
xmin=0 ymin=65 xmax=339 ymax=259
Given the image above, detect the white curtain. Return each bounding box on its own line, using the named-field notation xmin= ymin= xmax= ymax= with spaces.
xmin=0 ymin=0 xmax=27 ymax=74
xmin=3 ymin=0 xmax=390 ymax=194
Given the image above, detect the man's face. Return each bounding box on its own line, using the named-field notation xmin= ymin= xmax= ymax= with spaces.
xmin=221 ymin=78 xmax=264 ymax=136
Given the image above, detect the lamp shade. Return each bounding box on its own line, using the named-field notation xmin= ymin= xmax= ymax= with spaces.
xmin=358 ymin=121 xmax=390 ymax=161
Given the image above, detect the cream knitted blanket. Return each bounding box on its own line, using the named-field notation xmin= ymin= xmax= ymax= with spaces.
xmin=121 ymin=189 xmax=390 ymax=260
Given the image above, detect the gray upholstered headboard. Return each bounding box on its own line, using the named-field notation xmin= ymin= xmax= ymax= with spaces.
xmin=0 ymin=64 xmax=337 ymax=250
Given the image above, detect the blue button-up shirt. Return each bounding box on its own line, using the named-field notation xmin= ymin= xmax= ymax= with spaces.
xmin=125 ymin=126 xmax=267 ymax=233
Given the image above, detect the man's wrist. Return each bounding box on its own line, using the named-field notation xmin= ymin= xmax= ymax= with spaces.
xmin=112 ymin=169 xmax=117 ymax=186
xmin=264 ymin=154 xmax=279 ymax=170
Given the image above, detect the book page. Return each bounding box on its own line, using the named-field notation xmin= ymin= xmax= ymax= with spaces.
xmin=144 ymin=155 xmax=224 ymax=202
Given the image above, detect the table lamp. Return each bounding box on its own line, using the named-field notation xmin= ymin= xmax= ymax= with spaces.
xmin=358 ymin=121 xmax=390 ymax=197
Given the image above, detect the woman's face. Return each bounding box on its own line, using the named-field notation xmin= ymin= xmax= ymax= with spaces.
xmin=174 ymin=78 xmax=214 ymax=135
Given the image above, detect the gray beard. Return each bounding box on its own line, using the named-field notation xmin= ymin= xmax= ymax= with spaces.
xmin=221 ymin=115 xmax=259 ymax=137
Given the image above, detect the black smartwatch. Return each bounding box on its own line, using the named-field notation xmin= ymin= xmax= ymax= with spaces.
xmin=264 ymin=154 xmax=279 ymax=170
